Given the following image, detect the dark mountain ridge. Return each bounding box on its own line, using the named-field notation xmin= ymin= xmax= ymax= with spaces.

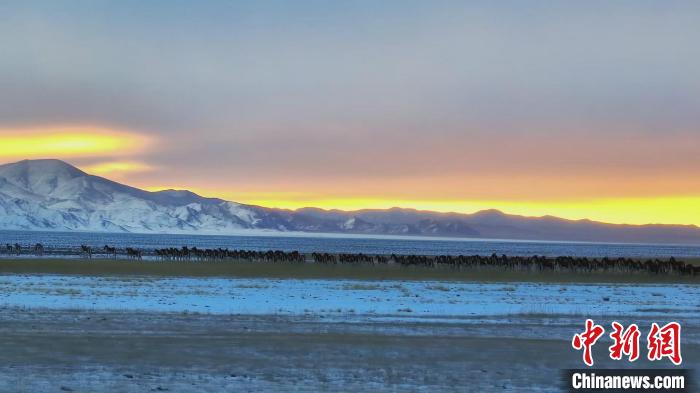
xmin=0 ymin=159 xmax=698 ymax=244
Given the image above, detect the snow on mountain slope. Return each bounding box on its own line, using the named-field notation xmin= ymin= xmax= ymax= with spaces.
xmin=0 ymin=159 xmax=262 ymax=233
xmin=1 ymin=159 xmax=699 ymax=243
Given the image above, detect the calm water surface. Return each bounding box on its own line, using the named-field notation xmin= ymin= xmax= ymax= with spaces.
xmin=1 ymin=230 xmax=699 ymax=258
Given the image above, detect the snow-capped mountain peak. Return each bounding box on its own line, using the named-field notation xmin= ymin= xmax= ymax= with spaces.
xmin=0 ymin=159 xmax=87 ymax=196
xmin=0 ymin=159 xmax=259 ymax=233
xmin=1 ymin=159 xmax=699 ymax=243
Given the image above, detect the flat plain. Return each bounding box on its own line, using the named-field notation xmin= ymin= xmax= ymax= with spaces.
xmin=0 ymin=271 xmax=698 ymax=392
xmin=1 ymin=309 xmax=698 ymax=392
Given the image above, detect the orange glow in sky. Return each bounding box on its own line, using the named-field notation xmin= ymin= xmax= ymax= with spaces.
xmin=79 ymin=161 xmax=154 ymax=178
xmin=1 ymin=127 xmax=697 ymax=227
xmin=1 ymin=2 xmax=699 ymax=230
xmin=0 ymin=127 xmax=152 ymax=160
xmin=140 ymin=184 xmax=700 ymax=227
xmin=218 ymin=197 xmax=700 ymax=227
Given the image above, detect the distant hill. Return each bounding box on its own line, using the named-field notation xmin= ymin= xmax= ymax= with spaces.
xmin=1 ymin=159 xmax=699 ymax=244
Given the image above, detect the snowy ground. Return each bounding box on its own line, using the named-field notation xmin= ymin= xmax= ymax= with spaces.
xmin=0 ymin=275 xmax=698 ymax=392
xmin=0 ymin=275 xmax=698 ymax=319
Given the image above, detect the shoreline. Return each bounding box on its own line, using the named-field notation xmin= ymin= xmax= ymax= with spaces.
xmin=1 ymin=258 xmax=699 ymax=283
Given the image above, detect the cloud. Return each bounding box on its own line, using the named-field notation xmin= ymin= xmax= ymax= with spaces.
xmin=78 ymin=160 xmax=155 ymax=179
xmin=0 ymin=1 xmax=699 ymax=224
xmin=0 ymin=126 xmax=154 ymax=161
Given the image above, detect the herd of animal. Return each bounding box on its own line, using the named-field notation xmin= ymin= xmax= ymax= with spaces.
xmin=311 ymin=252 xmax=700 ymax=275
xmin=154 ymin=247 xmax=305 ymax=263
xmin=1 ymin=243 xmax=699 ymax=276
xmin=4 ymin=243 xmax=44 ymax=256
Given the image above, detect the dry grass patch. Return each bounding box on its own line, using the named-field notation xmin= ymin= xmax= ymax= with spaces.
xmin=0 ymin=258 xmax=697 ymax=284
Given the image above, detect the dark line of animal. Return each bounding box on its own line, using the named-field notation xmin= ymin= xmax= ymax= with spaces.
xmin=80 ymin=245 xmax=92 ymax=259
xmin=149 ymin=248 xmax=699 ymax=276
xmin=154 ymin=247 xmax=305 ymax=263
xmin=0 ymin=242 xmax=697 ymax=276
xmin=103 ymin=245 xmax=117 ymax=259
xmin=33 ymin=243 xmax=44 ymax=256
xmin=5 ymin=243 xmax=21 ymax=255
xmin=312 ymin=252 xmax=700 ymax=276
xmin=125 ymin=247 xmax=142 ymax=260
xmin=5 ymin=243 xmax=23 ymax=255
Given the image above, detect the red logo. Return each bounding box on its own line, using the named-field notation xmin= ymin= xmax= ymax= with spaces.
xmin=572 ymin=319 xmax=605 ymax=366
xmin=647 ymin=322 xmax=682 ymax=365
xmin=609 ymin=322 xmax=640 ymax=362
xmin=572 ymin=320 xmax=682 ymax=366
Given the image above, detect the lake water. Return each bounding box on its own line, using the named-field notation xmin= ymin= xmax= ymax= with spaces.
xmin=1 ymin=230 xmax=699 ymax=258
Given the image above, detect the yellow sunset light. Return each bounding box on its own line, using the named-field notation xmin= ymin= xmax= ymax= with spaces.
xmin=81 ymin=161 xmax=154 ymax=177
xmin=135 ymin=187 xmax=700 ymax=227
xmin=0 ymin=127 xmax=152 ymax=159
xmin=236 ymin=196 xmax=700 ymax=227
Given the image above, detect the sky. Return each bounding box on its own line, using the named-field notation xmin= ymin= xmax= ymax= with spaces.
xmin=0 ymin=1 xmax=699 ymax=226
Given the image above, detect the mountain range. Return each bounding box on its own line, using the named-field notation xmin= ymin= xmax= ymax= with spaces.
xmin=0 ymin=159 xmax=699 ymax=244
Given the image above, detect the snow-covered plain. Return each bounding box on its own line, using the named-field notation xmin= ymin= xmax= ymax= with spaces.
xmin=1 ymin=275 xmax=698 ymax=319
xmin=2 ymin=275 xmax=698 ymax=392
